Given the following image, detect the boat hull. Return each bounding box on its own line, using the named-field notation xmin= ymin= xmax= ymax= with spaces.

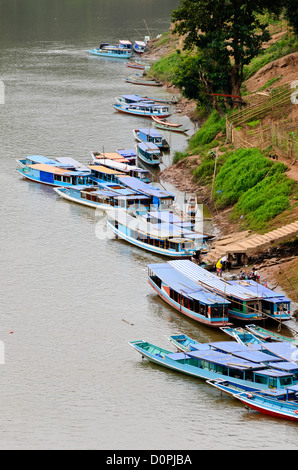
xmin=106 ymin=220 xmax=196 ymax=258
xmin=235 ymin=392 xmax=298 ymax=422
xmin=148 ymin=278 xmax=232 ymax=328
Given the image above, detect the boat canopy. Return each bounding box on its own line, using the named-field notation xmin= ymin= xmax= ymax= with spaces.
xmin=209 ymin=341 xmax=282 ymax=364
xmin=148 ymin=263 xmax=230 ymax=306
xmin=138 ymin=141 xmax=160 ymax=152
xmin=139 ymin=128 xmax=162 ymax=138
xmin=118 ymin=176 xmax=174 ymax=200
xmin=25 ymin=155 xmax=57 ymax=165
xmin=88 ymin=164 xmax=125 ymax=176
xmin=116 ymin=149 xmax=137 ymax=158
xmin=27 ymin=163 xmax=88 ymax=176
xmin=255 ymin=341 xmax=298 ymax=362
xmin=186 ymin=349 xmax=265 ymax=371
xmin=230 ymin=280 xmax=291 ymax=303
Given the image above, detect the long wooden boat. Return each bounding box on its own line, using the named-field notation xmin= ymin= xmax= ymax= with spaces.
xmin=167 ymin=260 xmax=264 ymax=322
xmin=125 ymin=61 xmax=149 ymax=70
xmin=136 ymin=142 xmax=161 ymax=166
xmin=113 ymin=102 xmax=171 ymax=118
xmin=125 ymin=74 xmax=162 ymax=86
xmin=148 ymin=264 xmax=232 ymax=328
xmin=246 ymin=324 xmax=298 ymax=346
xmin=129 ymin=340 xmax=297 ymax=392
xmin=89 ymin=40 xmax=132 ymax=59
xmin=54 ymin=185 xmax=151 ymax=212
xmin=151 ymin=115 xmax=188 ymax=133
xmin=17 ymin=155 xmax=92 ymax=187
xmin=133 ymin=128 xmax=169 ymax=150
xmin=106 ymin=209 xmax=210 ymax=258
xmin=234 ymin=388 xmax=298 ymax=422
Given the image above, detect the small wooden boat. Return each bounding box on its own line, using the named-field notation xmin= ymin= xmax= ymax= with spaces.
xmin=246 ymin=324 xmax=298 ymax=346
xmin=89 ymin=40 xmax=132 ymax=59
xmin=133 ymin=40 xmax=147 ymax=54
xmin=152 ymin=115 xmax=188 ymax=133
xmin=125 ymin=74 xmax=162 ymax=86
xmin=133 ymin=128 xmax=169 ymax=150
xmin=136 ymin=142 xmax=161 ymax=166
xmin=125 ymin=60 xmax=149 ymax=70
xmin=113 ymin=102 xmax=171 ymax=118
xmin=129 ymin=340 xmax=297 ymax=392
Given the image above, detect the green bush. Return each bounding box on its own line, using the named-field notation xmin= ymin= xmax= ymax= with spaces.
xmin=188 ymin=111 xmax=225 ymax=150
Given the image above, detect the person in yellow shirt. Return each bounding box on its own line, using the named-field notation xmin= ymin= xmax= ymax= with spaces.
xmin=216 ymin=256 xmax=227 ymax=277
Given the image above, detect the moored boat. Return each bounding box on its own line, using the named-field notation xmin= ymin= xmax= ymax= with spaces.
xmin=133 ymin=128 xmax=169 ymax=150
xmin=113 ymin=102 xmax=171 ymax=118
xmin=133 ymin=40 xmax=147 ymax=54
xmin=151 ymin=115 xmax=188 ymax=133
xmin=220 ymin=326 xmax=265 ymax=346
xmin=233 ymin=388 xmax=298 ymax=422
xmin=106 ymin=209 xmax=210 ymax=258
xmin=54 ymin=185 xmax=151 ymax=212
xmin=167 ymin=260 xmax=265 ymax=322
xmin=246 ymin=324 xmax=298 ymax=346
xmin=17 ymin=155 xmax=92 ymax=187
xmin=148 ymin=264 xmax=231 ymax=327
xmin=125 ymin=74 xmax=162 ymax=86
xmin=137 ymin=142 xmax=161 ymax=166
xmin=89 ymin=40 xmax=132 ymax=59
xmin=129 ymin=339 xmax=297 ymax=392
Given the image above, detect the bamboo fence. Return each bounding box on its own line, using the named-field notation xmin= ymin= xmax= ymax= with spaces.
xmin=226 ymin=84 xmax=298 ymax=159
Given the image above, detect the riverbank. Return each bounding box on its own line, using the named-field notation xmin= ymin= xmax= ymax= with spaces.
xmin=144 ymin=32 xmax=298 ymax=301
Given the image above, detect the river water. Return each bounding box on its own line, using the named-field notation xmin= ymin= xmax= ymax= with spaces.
xmin=0 ymin=0 xmax=297 ymax=450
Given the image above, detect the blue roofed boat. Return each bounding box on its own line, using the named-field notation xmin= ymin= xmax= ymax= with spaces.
xmin=133 ymin=128 xmax=170 ymax=150
xmin=89 ymin=40 xmax=132 ymax=59
xmin=129 ymin=339 xmax=297 ymax=393
xmin=17 ymin=155 xmax=92 ymax=187
xmin=252 ymin=341 xmax=298 ymax=363
xmin=113 ymin=101 xmax=171 ymax=118
xmin=54 ymin=185 xmax=151 ymax=212
xmin=229 ymin=279 xmax=292 ymax=322
xmin=136 ymin=142 xmax=161 ymax=166
xmin=167 ymin=260 xmax=264 ymax=322
xmin=133 ymin=40 xmax=147 ymax=54
xmin=148 ymin=263 xmax=232 ymax=327
xmin=106 ymin=209 xmax=210 ymax=258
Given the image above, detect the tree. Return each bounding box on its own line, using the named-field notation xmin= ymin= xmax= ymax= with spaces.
xmin=172 ymin=0 xmax=274 ymax=108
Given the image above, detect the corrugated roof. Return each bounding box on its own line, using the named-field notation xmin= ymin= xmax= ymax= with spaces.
xmin=148 ymin=263 xmax=230 ymax=305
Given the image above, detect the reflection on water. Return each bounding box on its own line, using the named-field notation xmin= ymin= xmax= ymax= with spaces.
xmin=0 ymin=0 xmax=297 ymax=451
